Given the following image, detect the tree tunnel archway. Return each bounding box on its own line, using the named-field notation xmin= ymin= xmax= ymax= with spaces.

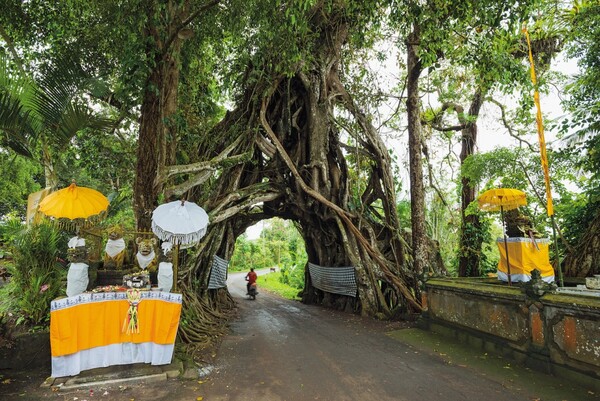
xmin=147 ymin=4 xmax=447 ymax=346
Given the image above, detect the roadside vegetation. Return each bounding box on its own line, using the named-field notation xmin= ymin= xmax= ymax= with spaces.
xmin=258 ymin=272 xmax=302 ymax=301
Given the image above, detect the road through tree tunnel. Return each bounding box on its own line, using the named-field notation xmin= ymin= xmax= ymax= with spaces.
xmin=200 ymin=272 xmax=563 ymax=401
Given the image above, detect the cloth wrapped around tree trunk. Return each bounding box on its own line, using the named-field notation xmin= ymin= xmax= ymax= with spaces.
xmin=207 ymin=255 xmax=228 ymax=289
xmin=308 ymin=263 xmax=357 ymax=297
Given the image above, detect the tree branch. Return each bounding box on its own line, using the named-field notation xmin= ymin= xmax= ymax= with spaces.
xmin=0 ymin=26 xmax=25 ymax=75
xmin=163 ymin=0 xmax=221 ymax=54
xmin=160 ymin=133 xmax=246 ymax=181
xmin=488 ymin=98 xmax=536 ymax=151
xmin=210 ymin=191 xmax=282 ymax=225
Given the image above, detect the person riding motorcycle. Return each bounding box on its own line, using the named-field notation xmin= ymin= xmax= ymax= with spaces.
xmin=245 ymin=267 xmax=257 ymax=295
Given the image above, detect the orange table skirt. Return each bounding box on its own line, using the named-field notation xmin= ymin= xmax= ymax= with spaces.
xmin=51 ymin=291 xmax=182 ymax=357
xmin=50 ymin=291 xmax=182 ymax=377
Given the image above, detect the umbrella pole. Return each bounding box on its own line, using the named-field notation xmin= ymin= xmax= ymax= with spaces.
xmin=501 ymin=205 xmax=512 ymax=286
xmin=173 ymin=243 xmax=179 ymax=292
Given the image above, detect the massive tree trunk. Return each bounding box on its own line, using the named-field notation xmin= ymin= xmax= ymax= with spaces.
xmin=140 ymin=3 xmax=457 ymax=347
xmin=134 ymin=44 xmax=181 ymax=230
xmin=134 ymin=1 xmax=165 ymax=230
xmin=458 ymin=89 xmax=485 ymax=277
xmin=406 ymin=26 xmax=426 ymax=288
xmin=134 ymin=0 xmax=218 ymax=230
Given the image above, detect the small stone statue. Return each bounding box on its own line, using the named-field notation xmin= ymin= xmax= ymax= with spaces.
xmin=505 ymin=209 xmax=540 ymax=238
xmin=134 ymin=237 xmax=158 ymax=272
xmin=103 ymin=225 xmax=127 ymax=270
xmin=524 ymin=269 xmax=556 ymax=299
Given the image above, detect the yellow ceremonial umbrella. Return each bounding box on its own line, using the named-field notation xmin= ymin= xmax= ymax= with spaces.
xmin=38 ymin=182 xmax=109 ymax=229
xmin=478 ymin=188 xmax=527 ymax=286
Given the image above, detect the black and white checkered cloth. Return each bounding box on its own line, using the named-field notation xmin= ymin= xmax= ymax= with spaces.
xmin=308 ymin=263 xmax=357 ymax=297
xmin=208 ymin=255 xmax=228 ymax=289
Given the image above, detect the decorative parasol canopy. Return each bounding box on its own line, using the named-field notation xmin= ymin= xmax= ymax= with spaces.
xmin=478 ymin=188 xmax=527 ymax=212
xmin=151 ymin=200 xmax=209 ymax=246
xmin=38 ymin=182 xmax=109 ymax=226
xmin=478 ymin=187 xmax=527 ymax=286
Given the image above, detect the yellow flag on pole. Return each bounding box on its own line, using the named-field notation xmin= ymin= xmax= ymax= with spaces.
xmin=523 ymin=27 xmax=554 ymax=216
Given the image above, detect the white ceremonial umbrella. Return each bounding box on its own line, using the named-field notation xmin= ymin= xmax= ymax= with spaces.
xmin=151 ymin=200 xmax=209 ymax=290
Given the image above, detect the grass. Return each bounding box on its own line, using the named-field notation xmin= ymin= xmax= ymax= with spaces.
xmin=257 ymin=272 xmax=302 ymax=300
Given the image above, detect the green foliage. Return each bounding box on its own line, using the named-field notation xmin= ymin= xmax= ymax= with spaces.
xmin=0 ymin=0 xmax=150 ymax=109
xmin=562 ymin=1 xmax=600 ymax=137
xmin=555 ymin=191 xmax=598 ymax=246
xmin=0 ymin=219 xmax=67 ymax=329
xmin=257 ymin=272 xmax=302 ymax=300
xmin=103 ymin=189 xmax=135 ymax=230
xmin=545 ymin=2 xmax=600 ymax=256
xmin=230 ymin=235 xmax=272 ymax=271
xmin=278 ymin=264 xmax=305 ymax=290
xmin=0 ymin=53 xmax=113 ymax=187
xmin=62 ymin=128 xmax=136 ymax=194
xmin=480 ymin=219 xmax=504 ymax=275
xmin=458 ymin=213 xmax=496 ymax=276
xmin=461 ymin=148 xmax=551 ymax=230
xmin=390 ymin=0 xmax=534 ymax=70
xmin=426 ymin=193 xmax=459 ymax=270
xmin=0 ymin=152 xmax=42 ymax=218
xmin=396 ymin=200 xmax=411 ymax=227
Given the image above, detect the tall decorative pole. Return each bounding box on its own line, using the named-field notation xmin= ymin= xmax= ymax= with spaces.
xmin=522 ymin=26 xmax=563 ymax=287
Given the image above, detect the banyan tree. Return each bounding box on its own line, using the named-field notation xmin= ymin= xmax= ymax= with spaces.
xmin=132 ymin=0 xmax=448 ymax=343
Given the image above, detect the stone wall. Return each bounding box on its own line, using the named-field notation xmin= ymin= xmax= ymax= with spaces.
xmin=0 ymin=331 xmax=50 ymax=370
xmin=422 ymin=277 xmax=600 ymax=388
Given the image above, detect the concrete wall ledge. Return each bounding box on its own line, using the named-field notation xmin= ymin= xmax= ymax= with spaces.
xmin=423 ymin=277 xmax=600 ymax=389
xmin=425 ymin=277 xmax=526 ymax=302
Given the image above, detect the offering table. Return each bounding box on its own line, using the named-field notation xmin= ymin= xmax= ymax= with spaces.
xmin=50 ymin=290 xmax=182 ymax=377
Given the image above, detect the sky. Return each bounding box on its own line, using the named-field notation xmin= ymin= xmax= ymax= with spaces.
xmin=246 ymin=221 xmax=263 ymax=240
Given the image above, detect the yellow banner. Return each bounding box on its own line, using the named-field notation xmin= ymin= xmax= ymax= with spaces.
xmin=523 ymin=27 xmax=554 ymax=216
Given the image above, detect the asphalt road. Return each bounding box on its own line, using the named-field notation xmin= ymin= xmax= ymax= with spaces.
xmin=201 ymin=271 xmax=597 ymax=401
xmin=2 ymin=270 xmax=597 ymax=400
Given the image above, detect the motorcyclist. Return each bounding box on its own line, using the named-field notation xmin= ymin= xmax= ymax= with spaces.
xmin=245 ymin=267 xmax=257 ymax=295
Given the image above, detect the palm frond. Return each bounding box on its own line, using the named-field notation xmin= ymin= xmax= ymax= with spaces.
xmin=0 ymin=55 xmax=39 ymax=155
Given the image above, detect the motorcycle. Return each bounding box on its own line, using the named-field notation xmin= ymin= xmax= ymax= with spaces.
xmin=247 ymin=282 xmax=258 ymax=300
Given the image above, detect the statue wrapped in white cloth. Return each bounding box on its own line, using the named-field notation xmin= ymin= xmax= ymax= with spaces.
xmin=158 ymin=241 xmax=173 ymax=292
xmin=66 ymin=236 xmax=89 ymax=297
